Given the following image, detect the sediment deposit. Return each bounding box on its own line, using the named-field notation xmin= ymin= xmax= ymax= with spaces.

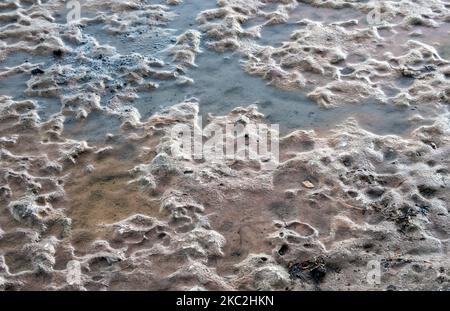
xmin=0 ymin=0 xmax=449 ymax=290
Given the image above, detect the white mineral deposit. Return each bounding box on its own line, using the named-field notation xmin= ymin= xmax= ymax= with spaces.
xmin=0 ymin=0 xmax=448 ymax=291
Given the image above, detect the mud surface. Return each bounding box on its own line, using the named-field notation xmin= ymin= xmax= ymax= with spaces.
xmin=0 ymin=0 xmax=449 ymax=290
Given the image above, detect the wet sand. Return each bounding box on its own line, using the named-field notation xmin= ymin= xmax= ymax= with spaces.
xmin=0 ymin=0 xmax=449 ymax=291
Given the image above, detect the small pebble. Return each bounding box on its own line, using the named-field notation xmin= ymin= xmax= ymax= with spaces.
xmin=302 ymin=180 xmax=315 ymax=189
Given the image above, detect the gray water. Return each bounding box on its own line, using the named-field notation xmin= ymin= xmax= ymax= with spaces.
xmin=0 ymin=0 xmax=443 ymax=142
xmin=133 ymin=48 xmax=430 ymax=135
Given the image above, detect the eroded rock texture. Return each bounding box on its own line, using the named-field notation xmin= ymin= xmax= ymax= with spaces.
xmin=0 ymin=0 xmax=449 ymax=291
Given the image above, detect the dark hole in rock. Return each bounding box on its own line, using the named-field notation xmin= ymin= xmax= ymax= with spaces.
xmin=363 ymin=243 xmax=374 ymax=250
xmin=53 ymin=49 xmax=63 ymax=58
xmin=340 ymin=67 xmax=355 ymax=75
xmin=310 ymin=265 xmax=327 ymax=283
xmin=418 ymin=185 xmax=437 ymax=198
xmin=347 ymin=190 xmax=358 ymax=198
xmin=366 ymin=187 xmax=385 ymax=199
xmin=426 ymin=160 xmax=436 ymax=167
xmin=436 ymin=168 xmax=448 ymax=175
xmin=31 ymin=68 xmax=44 ymax=75
xmin=278 ymin=244 xmax=289 ymax=256
xmin=341 ymin=155 xmax=353 ymax=167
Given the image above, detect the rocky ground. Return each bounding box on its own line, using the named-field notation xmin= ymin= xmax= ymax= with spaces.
xmin=0 ymin=0 xmax=449 ymax=290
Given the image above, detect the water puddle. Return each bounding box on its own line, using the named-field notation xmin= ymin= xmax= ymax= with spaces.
xmin=1 ymin=1 xmax=447 ymax=139
xmin=133 ymin=49 xmax=432 ymax=135
xmin=81 ymin=21 xmax=174 ymax=56
xmin=63 ymin=111 xmax=122 ymax=144
xmin=166 ymin=0 xmax=217 ymax=32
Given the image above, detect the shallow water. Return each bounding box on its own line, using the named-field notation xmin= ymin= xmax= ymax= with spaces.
xmin=1 ymin=0 xmax=449 ymax=292
xmin=135 ymin=49 xmax=434 ymax=135
xmin=63 ymin=110 xmax=122 ymax=143
xmin=1 ymin=1 xmax=447 ymax=137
